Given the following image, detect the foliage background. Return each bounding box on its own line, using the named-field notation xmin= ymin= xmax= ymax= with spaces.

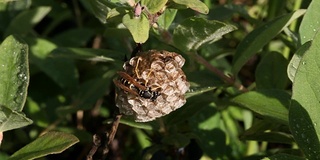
xmin=1 ymin=0 xmax=320 ymax=160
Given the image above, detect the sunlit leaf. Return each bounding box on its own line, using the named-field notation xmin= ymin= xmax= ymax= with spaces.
xmin=0 ymin=35 xmax=32 ymax=132
xmin=0 ymin=35 xmax=29 ymax=111
xmin=8 ymin=132 xmax=79 ymax=160
xmin=172 ymin=0 xmax=209 ymax=14
xmin=287 ymin=41 xmax=311 ymax=82
xmin=0 ymin=106 xmax=32 ymax=132
xmin=157 ymin=8 xmax=177 ymax=30
xmin=141 ymin=0 xmax=167 ymax=14
xmin=122 ymin=13 xmax=150 ymax=43
xmin=106 ymin=7 xmax=128 ymax=20
xmin=299 ymin=0 xmax=320 ymax=44
xmin=290 ymin=30 xmax=320 ymax=160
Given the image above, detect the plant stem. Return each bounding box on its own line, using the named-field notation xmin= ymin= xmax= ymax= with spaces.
xmin=192 ymin=52 xmax=248 ymax=92
xmin=101 ymin=114 xmax=122 ymax=159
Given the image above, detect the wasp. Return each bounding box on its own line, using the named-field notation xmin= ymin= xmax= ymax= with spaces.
xmin=114 ymin=71 xmax=161 ymax=101
xmin=139 ymin=88 xmax=161 ymax=101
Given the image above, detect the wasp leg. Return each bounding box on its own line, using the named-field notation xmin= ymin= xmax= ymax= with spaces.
xmin=143 ymin=69 xmax=155 ymax=86
xmin=134 ymin=57 xmax=143 ymax=79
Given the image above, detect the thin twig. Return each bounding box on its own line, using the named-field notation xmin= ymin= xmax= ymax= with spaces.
xmin=192 ymin=52 xmax=248 ymax=92
xmin=86 ymin=134 xmax=102 ymax=160
xmin=101 ymin=114 xmax=122 ymax=159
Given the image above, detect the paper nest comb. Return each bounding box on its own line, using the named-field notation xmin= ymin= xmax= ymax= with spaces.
xmin=114 ymin=50 xmax=190 ymax=122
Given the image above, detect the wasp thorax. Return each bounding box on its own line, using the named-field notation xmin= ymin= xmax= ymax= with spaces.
xmin=114 ymin=50 xmax=190 ymax=122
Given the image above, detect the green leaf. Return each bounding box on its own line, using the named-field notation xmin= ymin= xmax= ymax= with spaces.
xmin=55 ymin=76 xmax=114 ymax=115
xmin=263 ymin=153 xmax=306 ymax=160
xmin=134 ymin=129 xmax=151 ymax=148
xmin=74 ymin=76 xmax=113 ymax=110
xmin=241 ymin=131 xmax=293 ymax=144
xmin=256 ymin=52 xmax=288 ymax=89
xmin=189 ymin=104 xmax=228 ymax=158
xmin=8 ymin=131 xmax=79 ymax=160
xmin=120 ymin=116 xmax=157 ymax=130
xmin=0 ymin=35 xmax=33 ymax=132
xmin=87 ymin=0 xmax=110 ymax=23
xmin=290 ymin=30 xmax=320 ymax=159
xmin=5 ymin=7 xmax=51 ymax=36
xmin=0 ymin=106 xmax=32 ymax=132
xmin=52 ymin=28 xmax=94 ymax=47
xmin=172 ymin=0 xmax=209 ymax=14
xmin=122 ymin=13 xmax=150 ymax=43
xmin=51 ymin=47 xmax=125 ymax=63
xmin=0 ymin=0 xmax=30 ymax=12
xmin=173 ymin=17 xmax=237 ymax=52
xmin=106 ymin=7 xmax=128 ymax=20
xmin=299 ymin=0 xmax=320 ymax=44
xmin=0 ymin=35 xmax=29 ymax=111
xmin=289 ymin=101 xmax=320 ymax=159
xmin=164 ymin=94 xmax=213 ymax=125
xmin=232 ymin=90 xmax=290 ymax=125
xmin=185 ymin=86 xmax=216 ymax=99
xmin=141 ymin=0 xmax=167 ymax=14
xmin=232 ymin=10 xmax=305 ymax=75
xmin=27 ymin=38 xmax=79 ymax=89
xmin=287 ymin=41 xmax=311 ymax=82
xmin=241 ymin=120 xmax=294 ymax=144
xmin=157 ymin=8 xmax=177 ymax=30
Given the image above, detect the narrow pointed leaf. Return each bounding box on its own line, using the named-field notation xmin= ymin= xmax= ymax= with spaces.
xmin=120 ymin=117 xmax=155 ymax=130
xmin=51 ymin=47 xmax=125 ymax=63
xmin=232 ymin=10 xmax=305 ymax=75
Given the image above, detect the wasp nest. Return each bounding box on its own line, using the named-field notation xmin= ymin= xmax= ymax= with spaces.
xmin=114 ymin=50 xmax=189 ymax=122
